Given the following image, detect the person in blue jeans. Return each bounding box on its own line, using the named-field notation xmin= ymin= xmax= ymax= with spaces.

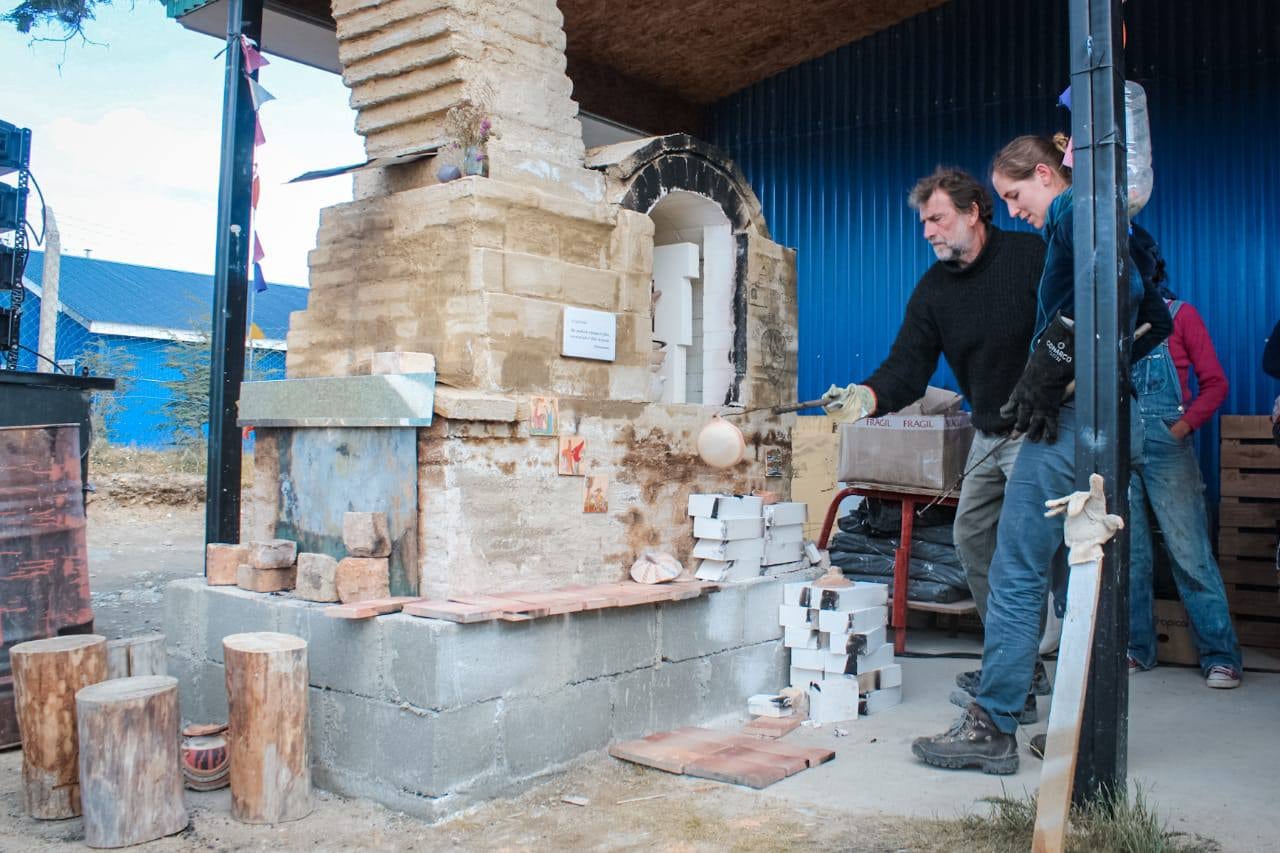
xmin=1128 ymin=299 xmax=1242 ymax=687
xmin=911 ymin=134 xmax=1172 ymax=774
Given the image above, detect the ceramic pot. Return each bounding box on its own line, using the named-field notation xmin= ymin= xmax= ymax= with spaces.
xmin=696 ymin=415 xmax=746 ymax=469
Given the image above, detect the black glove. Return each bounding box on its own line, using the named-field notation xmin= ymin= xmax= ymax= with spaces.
xmin=1000 ymin=313 xmax=1075 ymax=443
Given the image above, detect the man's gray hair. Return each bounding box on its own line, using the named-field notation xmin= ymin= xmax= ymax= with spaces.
xmin=908 ymin=167 xmax=994 ymax=225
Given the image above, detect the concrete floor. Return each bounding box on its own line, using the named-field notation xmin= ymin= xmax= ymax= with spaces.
xmin=760 ymin=630 xmax=1280 ymax=853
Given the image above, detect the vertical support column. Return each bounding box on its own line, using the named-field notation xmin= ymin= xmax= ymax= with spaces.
xmin=205 ymin=0 xmax=264 ymax=549
xmin=1069 ymin=0 xmax=1130 ymax=805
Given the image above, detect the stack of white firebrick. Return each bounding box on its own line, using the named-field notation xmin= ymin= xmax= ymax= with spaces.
xmin=780 ymin=580 xmax=903 ymax=723
xmin=689 ymin=494 xmax=810 ymax=582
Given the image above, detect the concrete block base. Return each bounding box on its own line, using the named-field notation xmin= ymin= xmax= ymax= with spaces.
xmin=165 ymin=574 xmax=807 ymax=821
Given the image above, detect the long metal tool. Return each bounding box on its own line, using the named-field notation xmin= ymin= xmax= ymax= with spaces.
xmin=720 ymin=397 xmax=833 ymax=418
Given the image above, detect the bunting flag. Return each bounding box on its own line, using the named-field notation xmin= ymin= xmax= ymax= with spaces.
xmin=1062 ymin=136 xmax=1075 ymax=169
xmin=254 ymin=115 xmax=266 ymax=147
xmin=247 ymin=77 xmax=276 ymax=112
xmin=253 ymin=262 xmax=269 ymax=293
xmin=240 ymin=35 xmax=270 ymax=74
xmin=249 ymin=322 xmax=265 ymax=340
xmin=253 ymin=233 xmax=265 ymax=264
xmin=251 ymin=169 xmax=260 ymax=210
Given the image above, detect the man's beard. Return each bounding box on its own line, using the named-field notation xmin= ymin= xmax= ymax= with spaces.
xmin=930 ymin=238 xmax=970 ymax=262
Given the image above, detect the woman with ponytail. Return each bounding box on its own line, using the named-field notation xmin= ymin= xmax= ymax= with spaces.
xmin=911 ymin=133 xmax=1172 ymax=774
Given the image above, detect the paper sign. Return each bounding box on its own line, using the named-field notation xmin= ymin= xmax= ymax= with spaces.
xmin=562 ymin=307 xmax=616 ymax=362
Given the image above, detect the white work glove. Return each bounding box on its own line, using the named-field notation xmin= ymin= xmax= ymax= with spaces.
xmin=822 ymin=384 xmax=876 ymax=424
xmin=1044 ymin=473 xmax=1125 ymax=565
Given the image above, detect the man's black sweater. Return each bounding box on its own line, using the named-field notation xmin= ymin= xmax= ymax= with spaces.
xmin=862 ymin=226 xmax=1046 ymax=434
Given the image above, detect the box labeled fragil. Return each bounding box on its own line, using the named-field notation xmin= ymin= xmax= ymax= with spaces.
xmin=764 ymin=502 xmax=807 ymax=527
xmin=687 ymin=494 xmax=764 ymax=519
xmin=693 ymin=516 xmax=766 ymax=541
xmin=693 ymin=537 xmax=765 ymax=562
xmin=783 ymin=626 xmax=820 ymax=649
xmin=818 ymin=605 xmax=887 ymax=634
xmin=763 ymin=540 xmax=804 ymax=566
xmin=837 ymin=388 xmax=974 ymax=490
xmin=789 ymin=666 xmax=824 ymax=688
xmin=816 ymin=583 xmax=888 ymax=611
xmin=779 ymin=604 xmax=818 ymax=629
xmin=828 ymin=625 xmax=887 ymax=656
xmin=808 ymin=677 xmax=860 ymax=723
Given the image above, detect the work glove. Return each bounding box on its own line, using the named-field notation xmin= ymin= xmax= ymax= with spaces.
xmin=822 ymin=383 xmax=876 ymax=424
xmin=1000 ymin=313 xmax=1075 ymax=444
xmin=1044 ymin=472 xmax=1124 ymax=565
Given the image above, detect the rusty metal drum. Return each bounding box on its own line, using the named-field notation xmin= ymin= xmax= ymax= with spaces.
xmin=0 ymin=424 xmax=95 ymax=747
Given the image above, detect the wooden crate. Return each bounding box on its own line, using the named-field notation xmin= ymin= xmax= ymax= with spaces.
xmin=1218 ymin=415 xmax=1280 ymax=647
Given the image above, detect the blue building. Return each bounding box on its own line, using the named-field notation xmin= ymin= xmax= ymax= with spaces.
xmin=15 ymin=253 xmax=308 ymax=447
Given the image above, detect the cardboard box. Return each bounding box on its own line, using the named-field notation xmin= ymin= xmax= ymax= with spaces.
xmin=837 ymin=388 xmax=974 ymax=490
xmin=1155 ymin=598 xmax=1200 ymax=666
xmin=790 ymin=416 xmax=840 ymax=540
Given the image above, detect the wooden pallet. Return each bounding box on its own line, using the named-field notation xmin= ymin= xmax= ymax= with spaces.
xmin=1219 ymin=416 xmax=1280 ymax=647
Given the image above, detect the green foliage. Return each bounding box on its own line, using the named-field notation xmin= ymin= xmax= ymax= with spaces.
xmin=161 ymin=330 xmax=211 ymax=450
xmin=76 ymin=338 xmax=137 ymax=445
xmin=3 ymin=0 xmax=107 ymax=37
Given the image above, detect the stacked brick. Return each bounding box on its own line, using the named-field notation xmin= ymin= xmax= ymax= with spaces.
xmin=205 ymin=512 xmax=395 ymax=604
xmin=779 ymin=580 xmax=902 ymax=723
xmin=690 ymin=494 xmax=811 ymax=582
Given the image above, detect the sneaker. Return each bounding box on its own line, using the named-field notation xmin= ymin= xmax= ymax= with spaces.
xmin=956 ymin=660 xmax=1052 ymax=697
xmin=1127 ymin=655 xmax=1141 ymax=674
xmin=949 ymin=690 xmax=1037 ymax=725
xmin=1028 ymin=733 xmax=1047 ymax=760
xmin=1205 ymin=665 xmax=1241 ymax=689
xmin=911 ymin=703 xmax=1019 ymax=775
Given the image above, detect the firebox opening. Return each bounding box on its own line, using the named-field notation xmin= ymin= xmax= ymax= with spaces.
xmin=649 ymin=190 xmax=735 ymax=406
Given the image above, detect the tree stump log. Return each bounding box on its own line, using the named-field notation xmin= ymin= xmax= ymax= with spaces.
xmin=10 ymin=634 xmax=108 ymax=819
xmin=223 ymin=632 xmax=312 ymax=824
xmin=76 ymin=676 xmax=187 ymax=848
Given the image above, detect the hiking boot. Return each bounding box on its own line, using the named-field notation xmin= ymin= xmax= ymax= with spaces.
xmin=1205 ymin=665 xmax=1241 ymax=689
xmin=911 ymin=703 xmax=1018 ymax=775
xmin=956 ymin=660 xmax=1052 ymax=697
xmin=950 ymin=690 xmax=1037 ymax=724
xmin=1028 ymin=733 xmax=1047 ymax=760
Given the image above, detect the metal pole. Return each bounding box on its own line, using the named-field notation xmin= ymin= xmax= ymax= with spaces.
xmin=205 ymin=0 xmax=263 ymax=550
xmin=1069 ymin=0 xmax=1130 ymax=805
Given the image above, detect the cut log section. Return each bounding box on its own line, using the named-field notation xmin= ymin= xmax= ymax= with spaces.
xmin=76 ymin=676 xmax=188 ymax=848
xmin=223 ymin=632 xmax=312 ymax=824
xmin=10 ymin=634 xmax=108 ymax=819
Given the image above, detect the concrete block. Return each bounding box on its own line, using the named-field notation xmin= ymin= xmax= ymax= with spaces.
xmin=296 ymin=553 xmax=340 ymax=602
xmin=371 ymin=351 xmax=436 ymax=375
xmin=237 ymin=563 xmax=296 ymax=592
xmin=564 ymin=607 xmax=658 ymax=681
xmin=741 ymin=578 xmax=786 ymax=645
xmin=380 ymin=701 xmax=500 ymax=797
xmin=608 ymin=668 xmax=655 ymax=740
xmin=336 ymin=557 xmax=391 ymax=603
xmin=649 ymin=657 xmax=712 ymax=733
xmin=250 ymin=538 xmax=298 ymax=569
xmin=343 ymin=512 xmax=392 ymax=558
xmin=206 ymin=543 xmax=248 ymax=585
xmin=204 ymin=586 xmax=281 ymax=663
xmin=163 ymin=578 xmax=208 ymax=660
xmin=659 ymin=589 xmax=744 ymax=662
xmin=168 ymin=652 xmax=228 ymax=724
xmin=706 ymin=641 xmax=786 ymax=717
xmin=502 ymin=679 xmax=613 ymax=778
xmin=305 ymin=605 xmax=386 ymax=698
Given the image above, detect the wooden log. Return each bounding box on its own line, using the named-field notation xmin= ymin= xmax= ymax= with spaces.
xmin=10 ymin=634 xmax=108 ymax=819
xmin=76 ymin=676 xmax=187 ymax=848
xmin=223 ymin=632 xmax=312 ymax=824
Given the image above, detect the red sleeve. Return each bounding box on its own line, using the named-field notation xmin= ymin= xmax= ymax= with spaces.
xmin=1177 ymin=305 xmax=1229 ymax=431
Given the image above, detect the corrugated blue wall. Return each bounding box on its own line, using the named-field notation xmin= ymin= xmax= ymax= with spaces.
xmin=709 ymin=0 xmax=1280 ymax=503
xmin=14 ymin=290 xmax=286 ymax=448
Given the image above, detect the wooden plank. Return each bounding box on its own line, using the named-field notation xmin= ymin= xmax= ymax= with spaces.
xmin=1235 ymin=617 xmax=1280 ymax=649
xmin=555 ymin=584 xmax=622 ymax=610
xmin=1220 ymin=415 xmax=1275 ymax=440
xmin=490 ymin=591 xmax=587 ymax=615
xmin=907 ymin=598 xmax=978 ymax=615
xmin=1219 ymin=560 xmax=1280 ymax=588
xmin=1226 ymin=587 xmax=1280 ymax=618
xmin=446 ymin=594 xmax=551 ymax=618
xmin=1218 ymin=531 xmax=1280 ymax=559
xmin=1218 ymin=498 xmax=1280 ymax=528
xmin=1219 ymin=470 xmax=1280 ymax=499
xmin=323 ymin=596 xmax=421 ymax=620
xmin=1221 ymin=440 xmax=1280 ymax=470
xmin=1033 ymin=556 xmax=1104 ymax=853
xmin=403 ymin=599 xmax=501 ymax=623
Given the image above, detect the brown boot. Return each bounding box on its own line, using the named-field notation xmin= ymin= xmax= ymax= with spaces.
xmin=911 ymin=703 xmax=1018 ymax=775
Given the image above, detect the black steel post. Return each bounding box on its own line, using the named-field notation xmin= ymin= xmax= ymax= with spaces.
xmin=1069 ymin=0 xmax=1130 ymax=805
xmin=205 ymin=0 xmax=263 ymax=550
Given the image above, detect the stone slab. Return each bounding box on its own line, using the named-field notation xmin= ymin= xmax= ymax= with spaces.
xmin=239 ymin=374 xmax=436 ymax=427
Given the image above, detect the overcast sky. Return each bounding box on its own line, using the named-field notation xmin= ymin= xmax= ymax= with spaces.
xmin=1 ymin=0 xmax=364 ymax=285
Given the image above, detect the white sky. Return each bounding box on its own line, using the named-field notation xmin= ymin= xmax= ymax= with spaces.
xmin=0 ymin=0 xmax=365 ymax=285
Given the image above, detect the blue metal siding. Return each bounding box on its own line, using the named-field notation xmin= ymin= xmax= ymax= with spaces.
xmin=709 ymin=0 xmax=1280 ymax=503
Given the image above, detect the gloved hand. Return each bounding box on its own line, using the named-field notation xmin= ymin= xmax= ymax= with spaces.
xmin=823 ymin=383 xmax=877 ymax=424
xmin=1000 ymin=313 xmax=1075 ymax=443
